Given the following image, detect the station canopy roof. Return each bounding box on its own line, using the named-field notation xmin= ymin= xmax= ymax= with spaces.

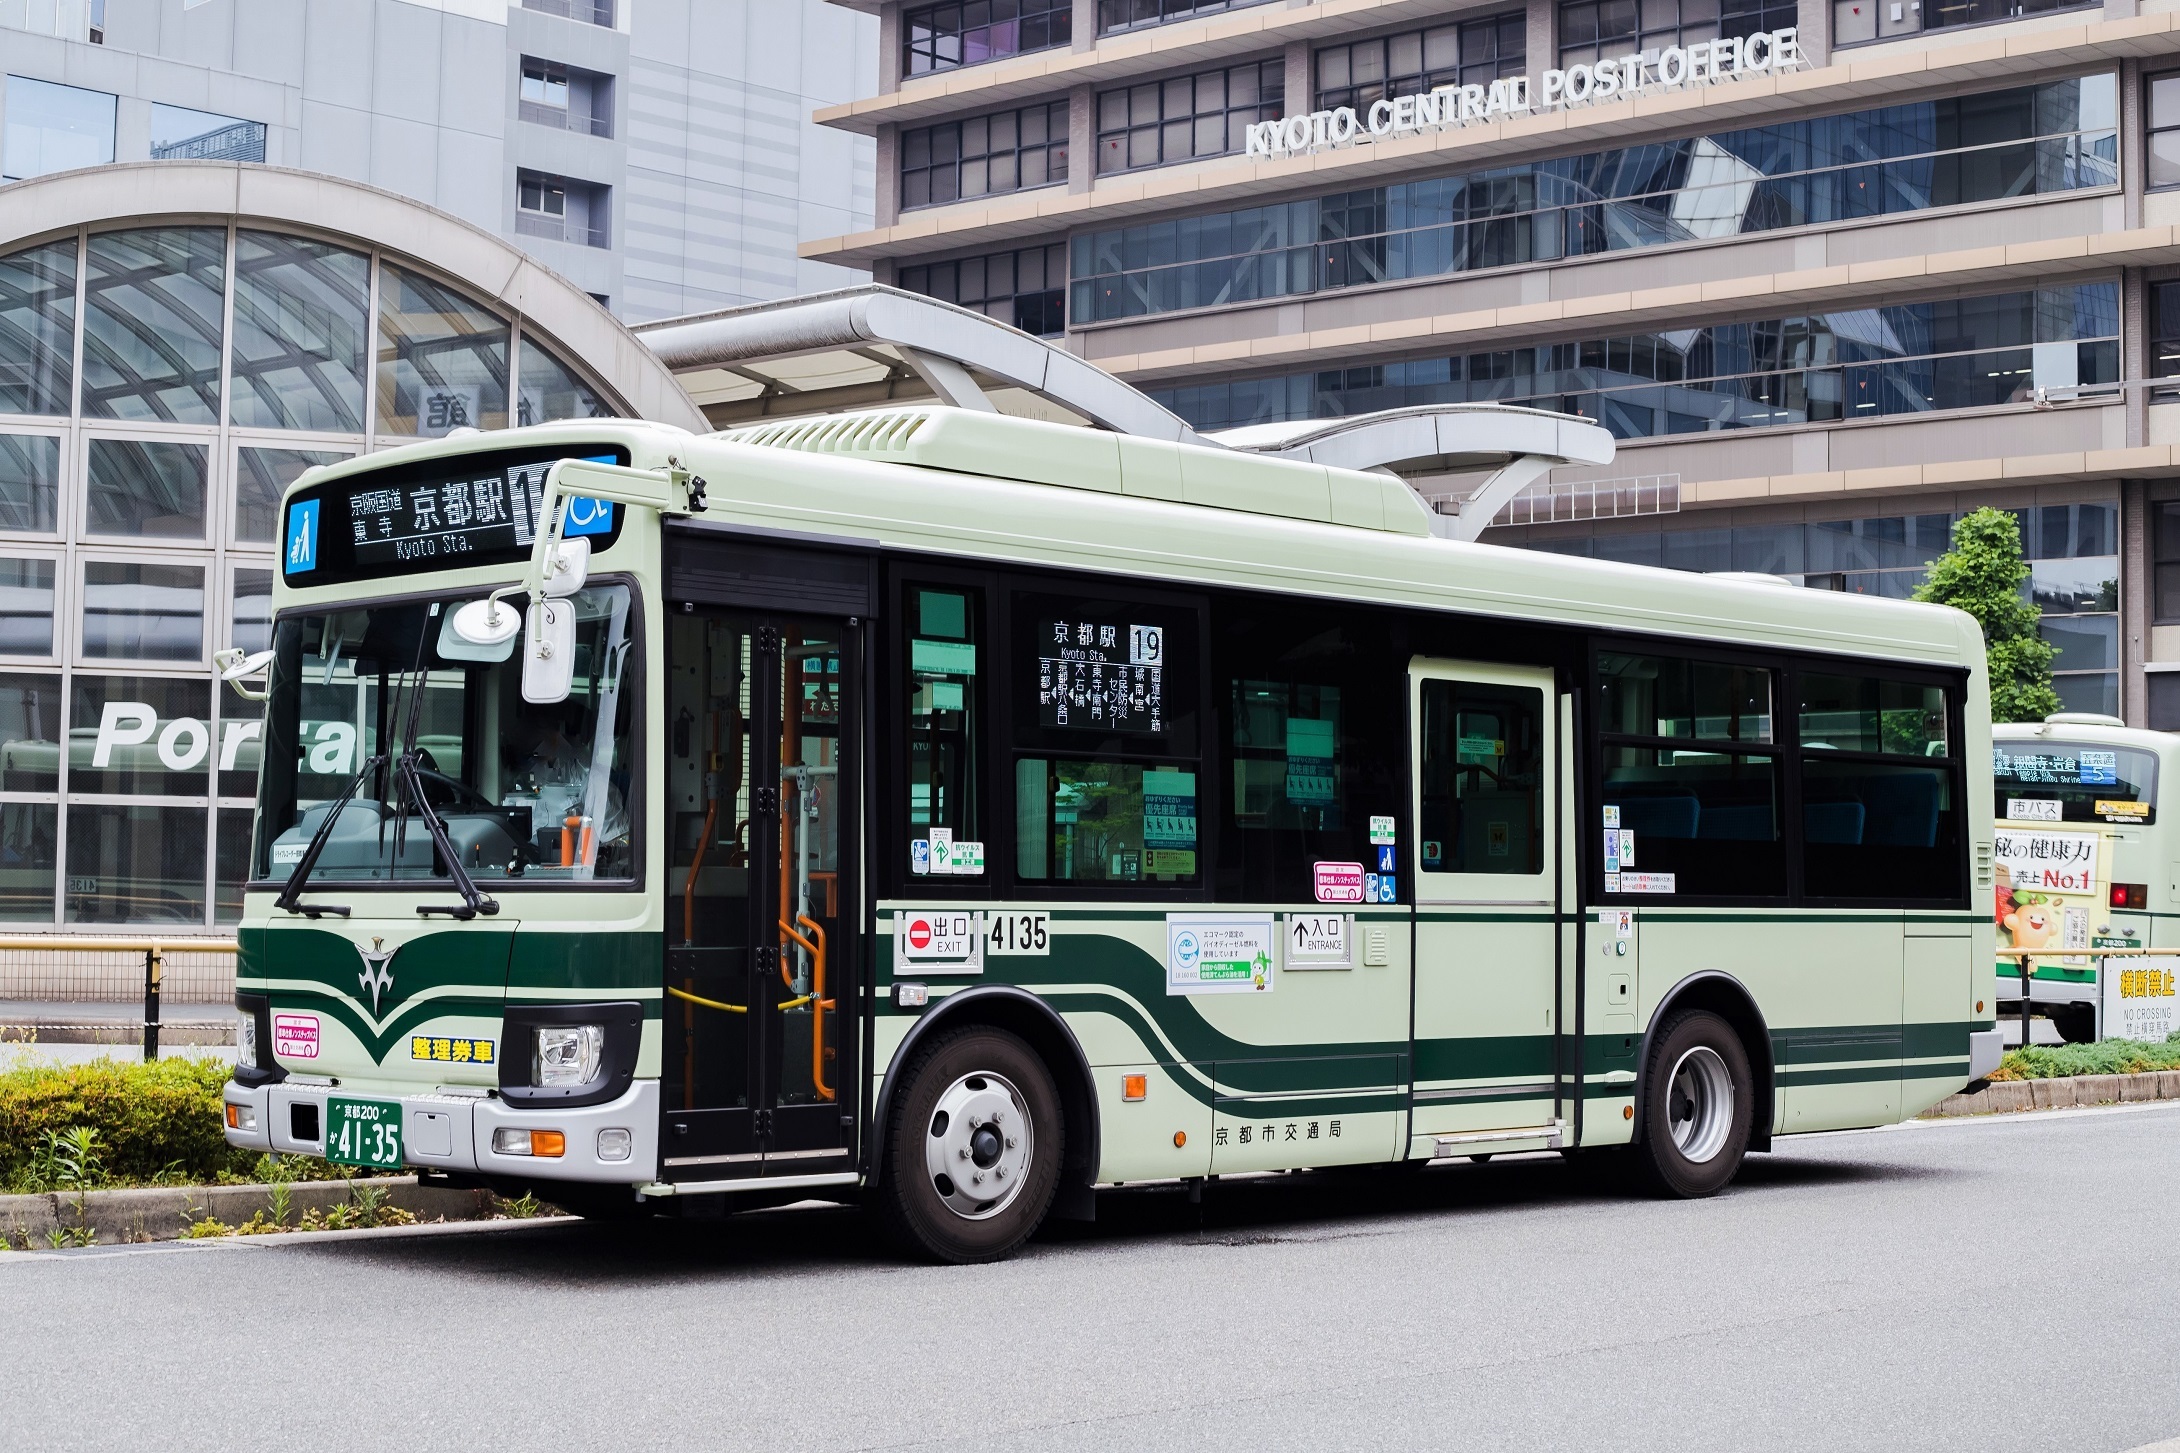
xmin=633 ymin=285 xmax=1613 ymax=540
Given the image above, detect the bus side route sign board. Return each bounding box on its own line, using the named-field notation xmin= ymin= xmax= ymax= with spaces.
xmin=1168 ymin=914 xmax=1276 ymax=995
xmin=894 ymin=909 xmax=984 ymax=976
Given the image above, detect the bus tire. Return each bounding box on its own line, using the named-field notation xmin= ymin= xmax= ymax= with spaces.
xmin=876 ymin=1026 xmax=1063 ymax=1264
xmin=1634 ymin=1009 xmax=1752 ymax=1199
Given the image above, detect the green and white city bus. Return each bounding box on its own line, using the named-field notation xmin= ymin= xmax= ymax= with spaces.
xmin=1992 ymin=716 xmax=2179 ymax=1042
xmin=220 ymin=407 xmax=2000 ymax=1262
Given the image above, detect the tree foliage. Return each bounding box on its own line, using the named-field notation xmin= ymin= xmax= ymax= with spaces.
xmin=1912 ymin=506 xmax=2061 ymax=723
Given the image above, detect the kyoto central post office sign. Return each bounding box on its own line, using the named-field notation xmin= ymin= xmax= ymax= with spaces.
xmin=1246 ymin=27 xmax=1807 ymax=160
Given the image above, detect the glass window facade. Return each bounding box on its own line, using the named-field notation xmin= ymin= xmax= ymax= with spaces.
xmin=147 ymin=103 xmax=265 ymax=163
xmin=0 ymin=240 xmax=75 ymax=416
xmin=1559 ymin=0 xmax=1797 ymax=69
xmin=229 ymin=231 xmax=370 ymax=433
xmin=82 ymin=228 xmax=227 ymax=425
xmin=1 ymin=77 xmax=116 ymax=182
xmin=1096 ymin=61 xmax=1284 ymax=174
xmin=1833 ymin=0 xmax=2093 ymax=47
xmin=1530 ymin=504 xmax=2119 ymax=717
xmin=904 ymin=0 xmax=1072 ymax=77
xmin=902 ymin=102 xmax=1070 ymax=210
xmin=898 ymin=244 xmax=1069 ymax=337
xmin=0 ymin=224 xmax=621 ymax=924
xmin=2149 ymin=279 xmax=2180 ymax=386
xmin=2150 ymin=72 xmax=2180 ymax=190
xmin=1075 ymin=76 xmax=2118 ymax=324
xmin=1100 ymin=0 xmax=1273 ymax=31
xmin=1152 ymin=283 xmax=2122 ymax=436
xmin=1316 ymin=14 xmax=1525 ymax=113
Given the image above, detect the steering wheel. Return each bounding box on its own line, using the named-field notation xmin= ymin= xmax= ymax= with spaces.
xmin=411 ymin=766 xmax=495 ymax=813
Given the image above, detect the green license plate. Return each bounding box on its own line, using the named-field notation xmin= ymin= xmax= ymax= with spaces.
xmin=325 ymin=1097 xmax=403 ymax=1170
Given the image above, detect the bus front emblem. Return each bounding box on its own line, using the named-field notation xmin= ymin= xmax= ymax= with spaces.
xmin=357 ymin=937 xmax=396 ymax=1015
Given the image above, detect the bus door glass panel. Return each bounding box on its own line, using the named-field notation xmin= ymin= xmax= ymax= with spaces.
xmin=663 ymin=612 xmax=854 ymax=1168
xmin=1410 ymin=660 xmax=1560 ymax=1137
xmin=1202 ymin=602 xmax=1408 ymax=1178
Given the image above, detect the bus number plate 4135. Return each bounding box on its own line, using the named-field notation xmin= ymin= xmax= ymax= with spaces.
xmin=325 ymin=1097 xmax=403 ymax=1169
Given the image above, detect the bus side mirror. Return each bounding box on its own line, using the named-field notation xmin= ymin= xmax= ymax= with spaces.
xmin=521 ymin=599 xmax=576 ymax=705
xmin=214 ymin=647 xmax=276 ymax=702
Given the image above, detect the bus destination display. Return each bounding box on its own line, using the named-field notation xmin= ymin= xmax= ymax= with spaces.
xmin=347 ymin=459 xmax=576 ymax=567
xmin=284 ymin=452 xmax=619 ymax=582
xmin=1035 ymin=616 xmax=1164 ymax=733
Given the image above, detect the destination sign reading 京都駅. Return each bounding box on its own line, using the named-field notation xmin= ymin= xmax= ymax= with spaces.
xmin=1247 ymin=27 xmax=1807 ymax=160
xmin=283 ymin=455 xmax=618 ymax=578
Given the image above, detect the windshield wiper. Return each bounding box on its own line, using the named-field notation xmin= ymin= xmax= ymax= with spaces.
xmin=273 ymin=753 xmax=384 ymax=917
xmin=396 ymin=753 xmax=499 ymax=921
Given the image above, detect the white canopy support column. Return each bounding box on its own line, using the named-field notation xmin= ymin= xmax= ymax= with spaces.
xmin=1210 ymin=403 xmax=1616 ymax=542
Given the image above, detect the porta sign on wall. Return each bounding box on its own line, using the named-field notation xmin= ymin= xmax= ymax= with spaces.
xmin=1247 ymin=28 xmax=1807 ymax=160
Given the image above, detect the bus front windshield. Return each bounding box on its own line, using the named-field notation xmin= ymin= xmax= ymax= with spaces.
xmin=253 ymin=586 xmax=636 ymax=885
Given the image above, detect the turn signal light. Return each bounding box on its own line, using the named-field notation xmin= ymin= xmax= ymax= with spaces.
xmin=224 ymin=1103 xmax=256 ymax=1132
xmin=491 ymin=1128 xmax=566 ymax=1158
xmin=2111 ymin=882 xmax=2148 ymax=910
xmin=1121 ymin=1074 xmax=1147 ymax=1102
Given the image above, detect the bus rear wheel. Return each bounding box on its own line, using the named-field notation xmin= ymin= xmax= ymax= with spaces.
xmin=1634 ymin=1010 xmax=1752 ymax=1199
xmin=877 ymin=1026 xmax=1062 ymax=1264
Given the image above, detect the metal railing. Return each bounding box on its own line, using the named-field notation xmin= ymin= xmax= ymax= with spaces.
xmin=522 ymin=0 xmax=614 ymax=24
xmin=1491 ymin=474 xmax=1681 ymax=527
xmin=515 ymin=210 xmax=610 ymax=248
xmin=518 ymin=101 xmax=612 ymax=137
xmin=0 ymin=936 xmax=239 ymax=1059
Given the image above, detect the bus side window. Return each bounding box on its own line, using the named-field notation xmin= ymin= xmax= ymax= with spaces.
xmin=906 ymin=586 xmax=982 ymax=880
xmin=1213 ymin=598 xmax=1402 ymax=901
xmin=1012 ymin=592 xmax=1199 ymax=888
xmin=1798 ymin=672 xmax=1963 ymax=903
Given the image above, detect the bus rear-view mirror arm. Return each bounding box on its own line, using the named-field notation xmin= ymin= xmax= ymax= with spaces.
xmin=213 ymin=647 xmax=277 ymax=702
xmin=450 ymin=458 xmax=707 ymax=705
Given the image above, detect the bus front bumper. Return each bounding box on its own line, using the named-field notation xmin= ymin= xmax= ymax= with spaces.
xmin=222 ymin=1078 xmax=660 ymax=1183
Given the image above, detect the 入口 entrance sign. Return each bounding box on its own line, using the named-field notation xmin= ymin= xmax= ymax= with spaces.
xmin=1246 ymin=28 xmax=1806 ymax=161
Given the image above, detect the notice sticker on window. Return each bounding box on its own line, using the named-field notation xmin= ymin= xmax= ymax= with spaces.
xmin=1313 ymin=861 xmax=1367 ymax=903
xmin=1368 ymin=815 xmax=1396 ymax=846
xmin=2007 ymin=799 xmax=2063 ymax=822
xmin=1616 ymin=872 xmax=1676 ymax=894
xmin=2097 ymin=799 xmax=2149 ymax=819
xmin=1602 ymin=805 xmax=1621 ymax=829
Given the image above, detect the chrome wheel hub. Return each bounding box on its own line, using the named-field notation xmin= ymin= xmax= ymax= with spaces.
xmin=1665 ymin=1045 xmax=1733 ymax=1164
xmin=924 ymin=1071 xmax=1032 ymax=1220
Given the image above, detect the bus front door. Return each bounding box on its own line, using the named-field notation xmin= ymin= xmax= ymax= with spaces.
xmin=664 ymin=611 xmax=859 ymax=1181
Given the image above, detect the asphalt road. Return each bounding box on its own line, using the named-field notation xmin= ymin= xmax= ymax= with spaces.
xmin=8 ymin=1102 xmax=2180 ymax=1453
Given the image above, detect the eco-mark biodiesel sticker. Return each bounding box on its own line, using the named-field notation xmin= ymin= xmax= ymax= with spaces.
xmin=1167 ymin=914 xmax=1275 ymax=995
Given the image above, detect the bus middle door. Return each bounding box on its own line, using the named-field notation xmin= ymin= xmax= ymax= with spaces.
xmin=1408 ymin=659 xmax=1565 ymax=1152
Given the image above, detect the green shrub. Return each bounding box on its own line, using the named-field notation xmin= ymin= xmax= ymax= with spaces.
xmin=0 ymin=1057 xmax=254 ymax=1192
xmin=1988 ymin=1032 xmax=2180 ymax=1081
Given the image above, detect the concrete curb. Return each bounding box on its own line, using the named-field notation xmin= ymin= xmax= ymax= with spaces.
xmin=0 ymin=1176 xmax=498 ymax=1247
xmin=1923 ymin=1070 xmax=2180 ymax=1118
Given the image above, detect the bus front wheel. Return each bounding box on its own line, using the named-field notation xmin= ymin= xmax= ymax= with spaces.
xmin=1634 ymin=1010 xmax=1753 ymax=1199
xmin=877 ymin=1026 xmax=1063 ymax=1264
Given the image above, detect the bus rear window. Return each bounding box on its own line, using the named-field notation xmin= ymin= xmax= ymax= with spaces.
xmin=1992 ymin=740 xmax=2157 ymax=825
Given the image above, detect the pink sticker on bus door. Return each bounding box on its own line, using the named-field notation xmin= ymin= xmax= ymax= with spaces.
xmin=1313 ymin=862 xmax=1367 ymax=903
xmin=273 ymin=1014 xmax=320 ymax=1059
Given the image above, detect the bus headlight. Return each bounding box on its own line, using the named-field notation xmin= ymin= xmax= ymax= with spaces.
xmin=235 ymin=1013 xmax=258 ymax=1070
xmin=535 ymin=1024 xmax=604 ymax=1087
